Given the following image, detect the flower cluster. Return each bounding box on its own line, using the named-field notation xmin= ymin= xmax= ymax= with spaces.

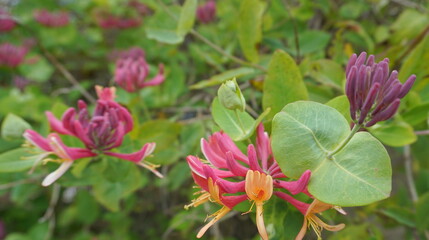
xmin=23 ymin=86 xmax=162 ymax=187
xmin=185 ymin=124 xmax=345 ymax=239
xmin=196 ymin=0 xmax=216 ymax=24
xmin=0 ymin=43 xmax=28 ymax=68
xmin=346 ymin=52 xmax=416 ymax=127
xmin=0 ymin=8 xmax=15 ymax=32
xmin=34 ymin=9 xmax=70 ymax=28
xmin=114 ymin=47 xmax=165 ymax=92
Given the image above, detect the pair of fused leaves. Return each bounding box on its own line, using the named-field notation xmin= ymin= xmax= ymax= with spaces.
xmin=271 ymin=101 xmax=392 ymax=206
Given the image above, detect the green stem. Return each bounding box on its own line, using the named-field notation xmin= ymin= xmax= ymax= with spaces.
xmin=139 ymin=95 xmax=152 ymax=121
xmin=327 ymin=124 xmax=361 ymax=158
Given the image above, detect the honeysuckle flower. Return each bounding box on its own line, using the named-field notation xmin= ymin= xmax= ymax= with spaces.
xmin=114 ymin=47 xmax=165 ymax=92
xmin=196 ymin=0 xmax=216 ymax=24
xmin=34 ymin=9 xmax=70 ymax=27
xmin=186 ymin=124 xmax=312 ymax=239
xmin=0 ymin=43 xmax=28 ymax=68
xmin=45 ymin=86 xmax=162 ymax=177
xmin=295 ymin=199 xmax=346 ymax=240
xmin=345 ymin=52 xmax=416 ymax=127
xmin=23 ymin=130 xmax=96 ymax=186
xmin=0 ymin=8 xmax=16 ymax=32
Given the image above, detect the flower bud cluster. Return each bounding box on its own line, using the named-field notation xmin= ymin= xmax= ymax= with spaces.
xmin=34 ymin=9 xmax=70 ymax=28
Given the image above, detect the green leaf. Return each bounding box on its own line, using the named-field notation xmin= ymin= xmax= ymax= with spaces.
xmin=262 ymin=50 xmax=308 ymax=120
xmin=416 ymin=192 xmax=429 ymax=231
xmin=238 ymin=0 xmax=266 ymax=63
xmin=308 ymin=59 xmax=344 ymax=88
xmin=146 ymin=28 xmax=184 ymax=44
xmin=263 ymin=197 xmax=302 ymax=240
xmin=369 ymin=120 xmax=417 ymax=147
xmin=402 ymin=102 xmax=429 ymax=126
xmin=290 ymin=31 xmax=331 ymax=55
xmin=0 ymin=148 xmax=39 ymax=173
xmin=380 ymin=207 xmax=415 ymax=228
xmin=211 ymin=97 xmax=254 ymax=141
xmin=399 ymin=34 xmax=429 ymax=87
xmin=1 ymin=113 xmax=32 ymax=141
xmin=190 ymin=67 xmax=255 ymax=89
xmin=325 ymin=95 xmax=351 ymax=123
xmin=271 ymin=101 xmax=391 ymax=206
xmin=91 ymin=159 xmax=143 ymax=212
xmin=18 ymin=56 xmax=54 ymax=83
xmin=176 ymin=0 xmax=197 ymax=36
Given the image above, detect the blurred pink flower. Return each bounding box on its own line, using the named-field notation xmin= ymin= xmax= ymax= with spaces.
xmin=23 ymin=130 xmax=96 ymax=186
xmin=196 ymin=0 xmax=216 ymax=24
xmin=0 ymin=8 xmax=16 ymax=32
xmin=97 ymin=14 xmax=141 ymax=29
xmin=34 ymin=9 xmax=70 ymax=28
xmin=114 ymin=47 xmax=165 ymax=92
xmin=0 ymin=43 xmax=28 ymax=68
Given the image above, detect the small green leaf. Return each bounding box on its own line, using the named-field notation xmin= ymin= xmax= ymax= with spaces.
xmin=263 ymin=50 xmax=308 ymax=120
xmin=18 ymin=56 xmax=54 ymax=83
xmin=176 ymin=0 xmax=197 ymax=36
xmin=369 ymin=120 xmax=417 ymax=147
xmin=190 ymin=67 xmax=255 ymax=89
xmin=146 ymin=28 xmax=184 ymax=44
xmin=325 ymin=95 xmax=351 ymax=123
xmin=416 ymin=192 xmax=429 ymax=231
xmin=380 ymin=207 xmax=415 ymax=228
xmin=1 ymin=113 xmax=32 ymax=141
xmin=271 ymin=101 xmax=391 ymax=206
xmin=211 ymin=97 xmax=255 ymax=141
xmin=0 ymin=148 xmax=39 ymax=173
xmin=238 ymin=0 xmax=266 ymax=63
xmin=402 ymin=102 xmax=429 ymax=126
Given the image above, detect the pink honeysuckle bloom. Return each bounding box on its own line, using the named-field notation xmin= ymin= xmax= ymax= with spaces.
xmin=23 ymin=129 xmax=96 ymax=186
xmin=0 ymin=8 xmax=16 ymax=32
xmin=34 ymin=9 xmax=70 ymax=28
xmin=45 ymin=86 xmax=162 ymax=177
xmin=114 ymin=47 xmax=165 ymax=92
xmin=185 ymin=124 xmax=314 ymax=239
xmin=196 ymin=0 xmax=216 ymax=24
xmin=0 ymin=43 xmax=28 ymax=68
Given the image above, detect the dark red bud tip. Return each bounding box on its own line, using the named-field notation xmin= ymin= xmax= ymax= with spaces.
xmin=398 ymin=74 xmax=416 ymax=98
xmin=365 ymin=99 xmax=400 ymax=127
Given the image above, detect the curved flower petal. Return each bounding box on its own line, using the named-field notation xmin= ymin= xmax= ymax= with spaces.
xmin=42 ymin=160 xmax=73 ymax=187
xmin=46 ymin=111 xmax=72 ymax=135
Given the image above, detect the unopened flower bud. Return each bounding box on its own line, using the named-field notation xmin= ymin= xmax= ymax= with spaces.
xmin=217 ymin=78 xmax=246 ymax=111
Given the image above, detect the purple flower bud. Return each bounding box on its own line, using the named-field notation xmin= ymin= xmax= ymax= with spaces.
xmin=196 ymin=0 xmax=216 ymax=24
xmin=366 ymin=99 xmax=400 ymax=127
xmin=345 ymin=52 xmax=417 ymax=127
xmin=398 ymin=74 xmax=416 ymax=98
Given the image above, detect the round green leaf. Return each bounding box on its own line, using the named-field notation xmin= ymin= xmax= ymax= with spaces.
xmin=0 ymin=148 xmax=39 ymax=173
xmin=271 ymin=101 xmax=391 ymax=206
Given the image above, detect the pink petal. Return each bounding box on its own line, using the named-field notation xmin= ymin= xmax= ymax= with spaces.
xmin=256 ymin=123 xmax=270 ymax=170
xmin=274 ymin=170 xmax=311 ymax=195
xmin=46 ymin=111 xmax=72 ymax=135
xmin=140 ymin=64 xmax=165 ymax=87
xmin=248 ymin=144 xmax=263 ymax=172
xmin=105 ymin=142 xmax=156 ymax=162
xmin=225 ymin=151 xmax=248 ymax=177
xmin=274 ymin=191 xmax=309 ymax=215
xmin=23 ymin=129 xmax=52 ymax=152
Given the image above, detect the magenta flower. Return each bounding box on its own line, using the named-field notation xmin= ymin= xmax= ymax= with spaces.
xmin=346 ymin=52 xmax=416 ymax=127
xmin=185 ymin=124 xmax=313 ymax=240
xmin=114 ymin=47 xmax=165 ymax=92
xmin=23 ymin=130 xmax=96 ymax=186
xmin=34 ymin=9 xmax=70 ymax=28
xmin=196 ymin=0 xmax=216 ymax=24
xmin=0 ymin=8 xmax=16 ymax=32
xmin=44 ymin=86 xmax=162 ymax=177
xmin=0 ymin=43 xmax=28 ymax=68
